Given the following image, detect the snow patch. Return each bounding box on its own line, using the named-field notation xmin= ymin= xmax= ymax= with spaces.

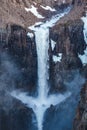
xmin=78 ymin=49 xmax=87 ymax=65
xmin=35 ymin=22 xmax=43 ymax=26
xmin=40 ymin=5 xmax=56 ymax=12
xmin=25 ymin=5 xmax=44 ymax=19
xmin=29 ymin=22 xmax=43 ymax=30
xmin=27 ymin=32 xmax=34 ymax=38
xmin=28 ymin=7 xmax=71 ymax=31
xmin=79 ymin=13 xmax=87 ymax=65
xmin=63 ymin=0 xmax=66 ymax=4
xmin=51 ymin=39 xmax=56 ymax=50
xmin=53 ymin=53 xmax=62 ymax=63
xmin=81 ymin=15 xmax=87 ymax=44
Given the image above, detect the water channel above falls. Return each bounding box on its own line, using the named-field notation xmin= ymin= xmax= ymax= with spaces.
xmin=11 ymin=7 xmax=85 ymax=130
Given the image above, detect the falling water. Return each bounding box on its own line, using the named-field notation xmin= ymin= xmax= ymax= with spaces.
xmin=35 ymin=28 xmax=49 ymax=99
xmin=11 ymin=7 xmax=71 ymax=130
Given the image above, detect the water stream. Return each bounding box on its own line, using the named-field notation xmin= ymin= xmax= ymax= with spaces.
xmin=10 ymin=7 xmax=84 ymax=130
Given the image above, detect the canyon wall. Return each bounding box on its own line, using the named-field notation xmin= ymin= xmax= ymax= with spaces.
xmin=0 ymin=24 xmax=37 ymax=93
xmin=49 ymin=19 xmax=86 ymax=92
xmin=0 ymin=24 xmax=37 ymax=130
xmin=73 ymin=82 xmax=87 ymax=130
xmin=0 ymin=0 xmax=75 ymax=27
xmin=0 ymin=0 xmax=87 ymax=130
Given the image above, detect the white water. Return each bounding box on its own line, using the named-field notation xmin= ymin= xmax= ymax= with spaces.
xmin=11 ymin=7 xmax=71 ymax=130
xmin=35 ymin=28 xmax=49 ymax=99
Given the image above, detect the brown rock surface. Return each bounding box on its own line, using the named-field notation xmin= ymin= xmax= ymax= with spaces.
xmin=73 ymin=82 xmax=87 ymax=130
xmin=0 ymin=0 xmax=40 ymax=28
xmin=0 ymin=0 xmax=75 ymax=28
xmin=54 ymin=0 xmax=85 ymax=27
xmin=49 ymin=18 xmax=86 ymax=92
xmin=48 ymin=0 xmax=87 ymax=93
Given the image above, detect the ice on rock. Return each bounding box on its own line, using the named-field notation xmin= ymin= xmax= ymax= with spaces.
xmin=53 ymin=53 xmax=62 ymax=63
xmin=25 ymin=5 xmax=44 ymax=19
xmin=40 ymin=5 xmax=56 ymax=12
xmin=51 ymin=39 xmax=56 ymax=50
xmin=27 ymin=32 xmax=34 ymax=38
xmin=78 ymin=13 xmax=87 ymax=65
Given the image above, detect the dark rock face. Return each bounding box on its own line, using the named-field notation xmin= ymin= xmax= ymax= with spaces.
xmin=0 ymin=97 xmax=35 ymax=130
xmin=0 ymin=24 xmax=37 ymax=93
xmin=73 ymin=82 xmax=87 ymax=130
xmin=50 ymin=20 xmax=86 ymax=57
xmin=0 ymin=25 xmax=37 ymax=130
xmin=49 ymin=19 xmax=86 ymax=92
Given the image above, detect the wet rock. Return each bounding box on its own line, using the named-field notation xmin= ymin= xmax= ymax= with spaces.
xmin=0 ymin=96 xmax=34 ymax=130
xmin=73 ymin=82 xmax=87 ymax=130
xmin=84 ymin=65 xmax=87 ymax=76
xmin=8 ymin=25 xmax=37 ymax=93
xmin=49 ymin=19 xmax=86 ymax=92
xmin=0 ymin=24 xmax=37 ymax=94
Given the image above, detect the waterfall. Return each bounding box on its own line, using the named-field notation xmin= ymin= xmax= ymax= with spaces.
xmin=35 ymin=28 xmax=49 ymax=99
xmin=11 ymin=7 xmax=71 ymax=130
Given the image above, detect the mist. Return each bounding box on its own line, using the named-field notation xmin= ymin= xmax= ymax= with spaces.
xmin=0 ymin=51 xmax=21 ymax=111
xmin=43 ymin=70 xmax=85 ymax=130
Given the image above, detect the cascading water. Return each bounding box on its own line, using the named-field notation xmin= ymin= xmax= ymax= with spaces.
xmin=35 ymin=28 xmax=49 ymax=99
xmin=11 ymin=7 xmax=72 ymax=130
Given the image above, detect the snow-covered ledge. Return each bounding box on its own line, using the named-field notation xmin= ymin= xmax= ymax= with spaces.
xmin=25 ymin=5 xmax=44 ymax=19
xmin=27 ymin=32 xmax=34 ymax=38
xmin=51 ymin=39 xmax=56 ymax=51
xmin=78 ymin=13 xmax=87 ymax=65
xmin=40 ymin=5 xmax=56 ymax=12
xmin=53 ymin=53 xmax=62 ymax=63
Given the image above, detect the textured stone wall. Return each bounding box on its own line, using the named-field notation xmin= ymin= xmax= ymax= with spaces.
xmin=49 ymin=19 xmax=86 ymax=93
xmin=73 ymin=82 xmax=87 ymax=130
xmin=0 ymin=24 xmax=37 ymax=93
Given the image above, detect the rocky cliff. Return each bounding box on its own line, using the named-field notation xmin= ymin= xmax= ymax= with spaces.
xmin=0 ymin=0 xmax=74 ymax=27
xmin=0 ymin=24 xmax=37 ymax=92
xmin=49 ymin=19 xmax=86 ymax=92
xmin=73 ymin=82 xmax=87 ymax=130
xmin=48 ymin=1 xmax=87 ymax=129
xmin=0 ymin=0 xmax=87 ymax=130
xmin=0 ymin=0 xmax=78 ymax=93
